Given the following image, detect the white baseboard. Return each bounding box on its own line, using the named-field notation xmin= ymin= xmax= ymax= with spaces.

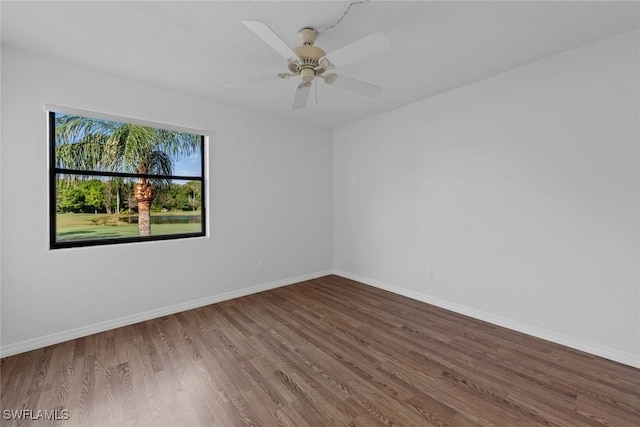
xmin=332 ymin=269 xmax=640 ymax=369
xmin=0 ymin=270 xmax=332 ymax=358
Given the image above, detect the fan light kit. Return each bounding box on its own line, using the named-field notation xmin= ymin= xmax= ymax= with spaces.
xmin=224 ymin=3 xmax=391 ymax=110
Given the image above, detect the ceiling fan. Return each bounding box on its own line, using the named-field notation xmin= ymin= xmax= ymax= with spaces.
xmin=224 ymin=20 xmax=391 ymax=109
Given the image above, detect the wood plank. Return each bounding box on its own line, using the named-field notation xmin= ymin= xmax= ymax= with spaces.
xmin=2 ymin=275 xmax=639 ymax=426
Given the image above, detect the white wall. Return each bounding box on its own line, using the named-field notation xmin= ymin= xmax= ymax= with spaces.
xmin=333 ymin=30 xmax=640 ymax=367
xmin=3 ymin=29 xmax=639 ymax=368
xmin=0 ymin=46 xmax=333 ymax=355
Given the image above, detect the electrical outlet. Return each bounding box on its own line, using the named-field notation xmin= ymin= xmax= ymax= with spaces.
xmin=426 ymin=268 xmax=434 ymax=280
xmin=257 ymin=260 xmax=264 ymax=271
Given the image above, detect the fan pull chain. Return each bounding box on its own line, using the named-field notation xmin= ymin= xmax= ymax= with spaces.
xmin=315 ymin=79 xmax=318 ymax=104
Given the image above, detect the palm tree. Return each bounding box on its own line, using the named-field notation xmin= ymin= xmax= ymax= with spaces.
xmin=55 ymin=114 xmax=200 ymax=236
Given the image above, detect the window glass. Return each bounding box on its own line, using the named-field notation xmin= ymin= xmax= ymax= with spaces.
xmin=50 ymin=111 xmax=205 ymax=248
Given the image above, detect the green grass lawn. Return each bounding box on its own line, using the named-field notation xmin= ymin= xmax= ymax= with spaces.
xmin=56 ymin=212 xmax=201 ymax=242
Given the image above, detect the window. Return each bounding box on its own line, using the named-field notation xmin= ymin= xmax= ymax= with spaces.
xmin=49 ymin=109 xmax=206 ymax=249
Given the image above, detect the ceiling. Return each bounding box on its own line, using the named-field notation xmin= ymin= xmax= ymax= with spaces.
xmin=2 ymin=1 xmax=639 ymax=129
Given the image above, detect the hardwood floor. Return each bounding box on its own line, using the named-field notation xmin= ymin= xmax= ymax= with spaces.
xmin=2 ymin=275 xmax=639 ymax=426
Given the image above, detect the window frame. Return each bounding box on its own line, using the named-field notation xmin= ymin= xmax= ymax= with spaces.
xmin=48 ymin=108 xmax=207 ymax=249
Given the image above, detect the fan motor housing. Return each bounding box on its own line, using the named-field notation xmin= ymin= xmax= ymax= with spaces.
xmin=288 ymin=60 xmax=326 ymax=76
xmin=289 ymin=27 xmax=326 ymax=78
xmin=294 ymin=27 xmax=325 ymax=61
xmin=293 ymin=44 xmax=326 ymax=61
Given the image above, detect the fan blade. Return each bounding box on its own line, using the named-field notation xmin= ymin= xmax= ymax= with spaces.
xmin=222 ymin=74 xmax=278 ymax=88
xmin=292 ymin=82 xmax=312 ymax=110
xmin=327 ymin=74 xmax=382 ymax=97
xmin=321 ymin=32 xmax=390 ymax=69
xmin=242 ymin=20 xmax=298 ymax=60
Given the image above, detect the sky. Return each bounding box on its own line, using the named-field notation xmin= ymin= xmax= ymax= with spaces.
xmin=174 ymin=152 xmax=202 ymax=177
